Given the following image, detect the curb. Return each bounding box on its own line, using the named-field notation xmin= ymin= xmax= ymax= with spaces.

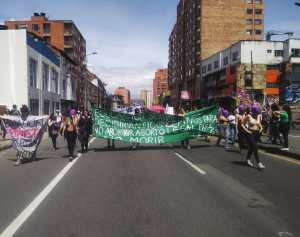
xmin=210 ymin=135 xmax=300 ymax=162
xmin=0 ymin=143 xmax=12 ymax=152
xmin=257 ymin=144 xmax=300 ymax=161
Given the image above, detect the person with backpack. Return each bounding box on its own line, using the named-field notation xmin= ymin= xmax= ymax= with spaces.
xmin=61 ymin=109 xmax=78 ymax=161
xmin=48 ymin=113 xmax=60 ymax=150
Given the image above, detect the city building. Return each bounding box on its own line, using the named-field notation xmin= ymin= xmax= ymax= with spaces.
xmin=0 ymin=25 xmax=8 ymax=30
xmin=0 ymin=29 xmax=77 ymax=115
xmin=153 ymin=69 xmax=168 ymax=105
xmin=168 ymin=0 xmax=265 ymax=107
xmin=115 ymin=87 xmax=131 ymax=105
xmin=140 ymin=90 xmax=153 ymax=108
xmin=5 ymin=13 xmax=87 ymax=108
xmin=85 ymin=70 xmax=107 ymax=110
xmin=201 ymin=39 xmax=300 ymax=105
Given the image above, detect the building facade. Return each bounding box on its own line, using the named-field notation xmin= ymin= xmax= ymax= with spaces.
xmin=201 ymin=39 xmax=300 ymax=105
xmin=5 ymin=13 xmax=87 ymax=108
xmin=0 ymin=30 xmax=77 ymax=115
xmin=115 ymin=87 xmax=131 ymax=105
xmin=153 ymin=69 xmax=168 ymax=105
xmin=168 ymin=0 xmax=265 ymax=107
xmin=140 ymin=90 xmax=153 ymax=108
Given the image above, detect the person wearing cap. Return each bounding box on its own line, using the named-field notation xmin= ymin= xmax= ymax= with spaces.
xmin=61 ymin=109 xmax=78 ymax=161
xmin=242 ymin=106 xmax=265 ymax=169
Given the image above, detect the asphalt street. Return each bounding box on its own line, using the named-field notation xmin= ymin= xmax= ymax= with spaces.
xmin=0 ymin=137 xmax=299 ymax=237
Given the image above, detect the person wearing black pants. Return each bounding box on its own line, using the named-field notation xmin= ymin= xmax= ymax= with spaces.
xmin=278 ymin=105 xmax=291 ymax=151
xmin=242 ymin=106 xmax=265 ymax=169
xmin=48 ymin=114 xmax=59 ymax=150
xmin=62 ymin=110 xmax=78 ymax=161
xmin=78 ymin=111 xmax=92 ymax=153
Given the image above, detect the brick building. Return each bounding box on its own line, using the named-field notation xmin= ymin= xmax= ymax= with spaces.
xmin=153 ymin=69 xmax=168 ymax=105
xmin=115 ymin=87 xmax=131 ymax=105
xmin=5 ymin=13 xmax=87 ymax=108
xmin=168 ymin=0 xmax=265 ymax=107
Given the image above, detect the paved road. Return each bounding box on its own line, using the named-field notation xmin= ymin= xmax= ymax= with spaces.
xmin=0 ymin=137 xmax=299 ymax=237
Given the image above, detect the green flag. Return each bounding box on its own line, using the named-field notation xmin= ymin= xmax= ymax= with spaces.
xmin=93 ymin=106 xmax=218 ymax=144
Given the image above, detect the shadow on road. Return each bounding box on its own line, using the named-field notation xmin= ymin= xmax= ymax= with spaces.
xmin=92 ymin=144 xmax=211 ymax=153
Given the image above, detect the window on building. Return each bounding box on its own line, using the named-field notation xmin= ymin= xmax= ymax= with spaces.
xmin=255 ymin=29 xmax=262 ymax=35
xmin=214 ymin=61 xmax=219 ymax=69
xmin=208 ymin=64 xmax=212 ymax=72
xmin=44 ymin=36 xmax=51 ymax=44
xmin=255 ymin=0 xmax=263 ymax=4
xmin=233 ymin=51 xmax=239 ymax=61
xmin=223 ymin=57 xmax=229 ymax=66
xmin=17 ymin=24 xmax=28 ymax=29
xmin=291 ymin=48 xmax=300 ymax=58
xmin=292 ymin=64 xmax=300 ymax=72
xmin=255 ymin=19 xmax=262 ymax=25
xmin=275 ymin=50 xmax=284 ymax=57
xmin=62 ymin=79 xmax=67 ymax=98
xmin=246 ymin=29 xmax=253 ymax=35
xmin=247 ymin=0 xmax=253 ymax=3
xmin=43 ymin=100 xmax=50 ymax=115
xmin=247 ymin=9 xmax=253 ymax=14
xmin=43 ymin=23 xmax=51 ymax=34
xmin=267 ymin=83 xmax=279 ymax=88
xmin=42 ymin=63 xmax=49 ymax=91
xmin=29 ymin=58 xmax=38 ymax=88
xmin=255 ymin=9 xmax=263 ymax=14
xmin=202 ymin=66 xmax=207 ymax=73
xmin=71 ymin=79 xmax=76 ymax=97
xmin=51 ymin=68 xmax=59 ymax=93
xmin=267 ymin=49 xmax=272 ymax=54
xmin=246 ymin=19 xmax=253 ymax=25
xmin=32 ymin=24 xmax=40 ymax=32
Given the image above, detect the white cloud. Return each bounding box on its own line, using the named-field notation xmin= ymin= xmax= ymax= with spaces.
xmin=89 ymin=63 xmax=164 ymax=99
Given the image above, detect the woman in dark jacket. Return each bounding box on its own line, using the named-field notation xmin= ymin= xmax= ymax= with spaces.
xmin=48 ymin=113 xmax=60 ymax=150
xmin=78 ymin=110 xmax=93 ymax=153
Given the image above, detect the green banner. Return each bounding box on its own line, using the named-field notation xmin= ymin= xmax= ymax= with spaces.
xmin=93 ymin=106 xmax=218 ymax=144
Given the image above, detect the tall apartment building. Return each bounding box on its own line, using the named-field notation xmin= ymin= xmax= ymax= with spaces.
xmin=168 ymin=0 xmax=265 ymax=107
xmin=153 ymin=69 xmax=168 ymax=105
xmin=140 ymin=90 xmax=153 ymax=108
xmin=5 ymin=13 xmax=87 ymax=108
xmin=115 ymin=87 xmax=131 ymax=105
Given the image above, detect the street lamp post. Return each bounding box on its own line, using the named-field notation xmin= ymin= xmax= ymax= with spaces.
xmin=82 ymin=51 xmax=98 ymax=109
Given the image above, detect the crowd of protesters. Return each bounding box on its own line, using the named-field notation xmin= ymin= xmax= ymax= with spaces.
xmin=216 ymin=102 xmax=292 ymax=170
xmin=48 ymin=109 xmax=93 ymax=162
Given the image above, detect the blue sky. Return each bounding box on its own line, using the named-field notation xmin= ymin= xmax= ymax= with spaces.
xmin=1 ymin=0 xmax=299 ymax=97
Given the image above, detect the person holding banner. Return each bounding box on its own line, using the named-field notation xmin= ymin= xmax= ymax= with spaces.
xmin=61 ymin=109 xmax=78 ymax=161
xmin=0 ymin=105 xmax=48 ymax=166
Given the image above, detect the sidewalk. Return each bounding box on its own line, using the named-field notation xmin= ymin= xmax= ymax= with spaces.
xmin=0 ymin=138 xmax=12 ymax=152
xmin=258 ymin=134 xmax=300 ymax=161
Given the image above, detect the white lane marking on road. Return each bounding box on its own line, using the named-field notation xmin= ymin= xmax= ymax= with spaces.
xmin=0 ymin=137 xmax=96 ymax=237
xmin=289 ymin=135 xmax=300 ymax=138
xmin=174 ymin=152 xmax=207 ymax=175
